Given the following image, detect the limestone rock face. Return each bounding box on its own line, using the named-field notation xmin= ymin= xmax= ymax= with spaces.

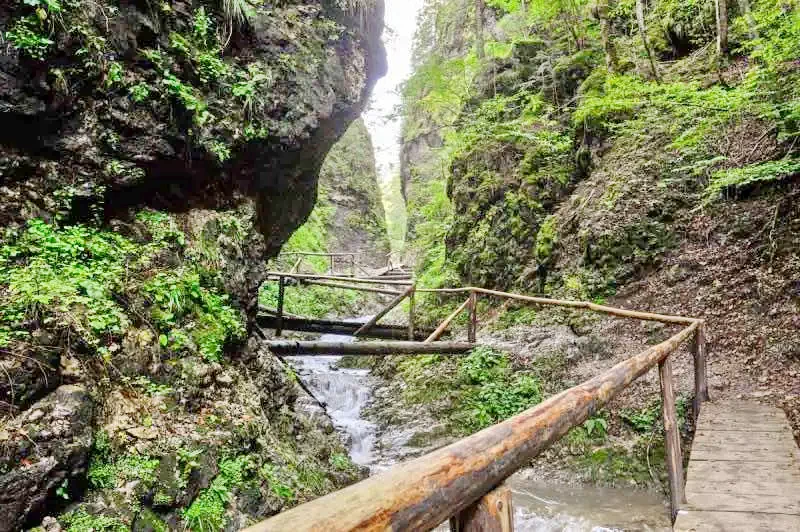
xmin=0 ymin=385 xmax=94 ymax=531
xmin=0 ymin=0 xmax=386 ymax=258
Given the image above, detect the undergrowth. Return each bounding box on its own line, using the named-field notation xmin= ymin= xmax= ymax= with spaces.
xmin=0 ymin=212 xmax=244 ymax=364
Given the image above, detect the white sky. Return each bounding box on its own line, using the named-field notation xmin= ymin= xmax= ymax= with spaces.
xmin=362 ymin=0 xmax=427 ymax=184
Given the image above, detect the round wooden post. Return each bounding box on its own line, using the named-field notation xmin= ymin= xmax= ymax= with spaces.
xmin=275 ymin=275 xmax=285 ymax=337
xmin=659 ymin=354 xmax=686 ymax=521
xmin=468 ymin=290 xmax=478 ymax=344
xmin=691 ymin=322 xmax=710 ymax=421
xmin=450 ymin=484 xmax=513 ymax=532
xmin=408 ymin=284 xmax=416 ymax=341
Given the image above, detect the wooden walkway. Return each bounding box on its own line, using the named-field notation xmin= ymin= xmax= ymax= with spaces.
xmin=674 ymin=400 xmax=800 ymax=531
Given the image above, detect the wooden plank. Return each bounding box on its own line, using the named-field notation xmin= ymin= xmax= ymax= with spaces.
xmin=243 ymin=323 xmax=698 ymax=532
xmin=674 ymin=510 xmax=800 ymax=531
xmin=468 ymin=291 xmax=477 ymax=344
xmin=408 ymin=285 xmax=416 ymax=341
xmin=415 ymin=287 xmax=701 ymax=324
xmin=690 ymin=428 xmax=800 ymax=461
xmin=450 ymin=484 xmax=513 ymax=532
xmin=687 ymin=477 xmax=799 ymax=496
xmin=659 ymin=354 xmax=686 ymax=519
xmin=690 ymin=447 xmax=800 ymax=462
xmin=267 ymin=271 xmax=412 ymax=286
xmin=692 ymin=429 xmax=797 ymax=448
xmin=685 ymin=460 xmax=800 ymax=484
xmin=682 ymin=491 xmax=800 ymax=515
xmin=267 ymin=341 xmax=475 ymax=355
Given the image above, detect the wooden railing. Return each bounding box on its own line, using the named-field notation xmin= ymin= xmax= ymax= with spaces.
xmin=247 ymin=285 xmax=709 ymax=531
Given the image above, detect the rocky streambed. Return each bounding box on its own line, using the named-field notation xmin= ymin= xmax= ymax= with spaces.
xmin=287 ymin=329 xmax=673 ymax=531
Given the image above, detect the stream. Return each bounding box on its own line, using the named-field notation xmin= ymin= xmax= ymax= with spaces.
xmin=286 ymin=333 xmax=672 ymax=531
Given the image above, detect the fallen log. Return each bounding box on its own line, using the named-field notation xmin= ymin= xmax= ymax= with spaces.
xmin=266 ymin=340 xmax=475 ymax=355
xmin=256 ymin=315 xmax=440 ymax=341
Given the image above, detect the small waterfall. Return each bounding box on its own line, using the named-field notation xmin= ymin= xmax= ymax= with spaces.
xmin=287 ymin=328 xmax=670 ymax=531
xmin=286 ymin=332 xmax=378 ymax=467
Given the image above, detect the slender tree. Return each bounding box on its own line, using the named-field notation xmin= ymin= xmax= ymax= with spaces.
xmin=635 ymin=0 xmax=660 ymax=81
xmin=475 ymin=0 xmax=485 ymax=59
xmin=597 ymin=0 xmax=619 ymax=72
xmin=715 ymin=0 xmax=729 ymax=54
xmin=737 ymin=0 xmax=759 ymax=40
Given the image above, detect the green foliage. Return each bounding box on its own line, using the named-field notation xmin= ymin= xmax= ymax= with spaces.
xmin=184 ymin=456 xmax=253 ymax=532
xmin=5 ymin=16 xmax=54 ymax=59
xmin=453 ymin=347 xmax=543 ymax=432
xmin=0 ymin=213 xmax=243 ymax=364
xmin=88 ymin=444 xmax=159 ymax=491
xmin=59 ymin=508 xmax=127 ymax=532
xmin=162 ymin=72 xmax=211 ymax=125
xmin=143 ymin=270 xmax=244 ymax=362
xmin=620 ymin=404 xmax=660 ymax=433
xmin=56 ymin=479 xmax=70 ymax=500
xmin=534 ymin=215 xmax=558 ymax=263
xmin=129 ymin=82 xmax=151 ymax=103
xmin=704 ymin=159 xmax=800 ymax=203
xmin=582 ymin=416 xmax=608 ymax=438
xmin=105 ymin=61 xmax=124 ymax=88
xmin=0 ymin=219 xmax=137 ymax=349
xmin=232 ymin=63 xmax=274 ymax=116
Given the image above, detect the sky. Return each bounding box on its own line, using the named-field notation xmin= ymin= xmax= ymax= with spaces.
xmin=362 ymin=0 xmax=427 ymax=185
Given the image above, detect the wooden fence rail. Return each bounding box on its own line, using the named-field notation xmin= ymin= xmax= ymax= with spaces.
xmin=259 ymin=264 xmax=709 ymax=529
xmin=247 ymin=321 xmax=703 ymax=531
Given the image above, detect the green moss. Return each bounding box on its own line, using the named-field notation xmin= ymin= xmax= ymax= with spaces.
xmin=59 ymin=508 xmax=128 ymax=532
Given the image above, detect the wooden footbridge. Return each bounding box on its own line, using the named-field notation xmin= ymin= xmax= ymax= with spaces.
xmin=251 ymin=254 xmax=799 ymax=531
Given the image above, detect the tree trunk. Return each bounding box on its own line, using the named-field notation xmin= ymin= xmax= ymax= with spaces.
xmin=475 ymin=0 xmax=485 ymax=59
xmin=636 ymin=0 xmax=660 ymax=82
xmin=598 ymin=0 xmax=619 ymax=72
xmin=737 ymin=0 xmax=758 ymax=40
xmin=715 ymin=0 xmax=729 ymax=54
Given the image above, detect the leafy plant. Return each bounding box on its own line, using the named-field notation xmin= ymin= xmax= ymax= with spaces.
xmin=129 ymin=82 xmax=151 ymax=103
xmin=582 ymin=416 xmax=609 ymax=438
xmin=5 ymin=17 xmax=54 ymax=59
xmin=59 ymin=508 xmax=127 ymax=532
xmin=183 ymin=455 xmax=253 ymax=531
xmin=704 ymin=159 xmax=800 ymax=204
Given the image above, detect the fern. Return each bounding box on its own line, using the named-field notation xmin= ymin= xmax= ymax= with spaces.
xmin=704 ymin=159 xmax=800 ymax=204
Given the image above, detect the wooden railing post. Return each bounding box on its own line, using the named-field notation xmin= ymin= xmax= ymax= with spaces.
xmin=450 ymin=484 xmax=513 ymax=532
xmin=329 ymin=254 xmax=335 ymax=275
xmin=408 ymin=284 xmax=416 ymax=341
xmin=275 ymin=275 xmax=285 ymax=337
xmin=691 ymin=321 xmax=710 ymax=420
xmin=659 ymin=354 xmax=686 ymax=521
xmin=426 ymin=298 xmax=470 ymax=343
xmin=354 ymin=285 xmax=415 ymax=337
xmin=468 ymin=290 xmax=478 ymax=344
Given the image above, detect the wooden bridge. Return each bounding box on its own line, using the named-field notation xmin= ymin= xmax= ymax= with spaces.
xmin=253 ymin=257 xmax=799 ymax=531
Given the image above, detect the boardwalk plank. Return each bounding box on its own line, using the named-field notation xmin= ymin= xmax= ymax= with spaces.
xmin=674 ymin=400 xmax=800 ymax=530
xmin=673 ymin=510 xmax=800 ymax=531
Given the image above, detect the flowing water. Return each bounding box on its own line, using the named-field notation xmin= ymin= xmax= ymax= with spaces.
xmin=287 ymin=332 xmax=671 ymax=531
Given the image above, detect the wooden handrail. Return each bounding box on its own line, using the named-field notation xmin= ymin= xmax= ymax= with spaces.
xmin=267 ymin=271 xmax=413 ymax=286
xmin=246 ymin=322 xmax=700 ymax=531
xmin=415 ymin=286 xmax=699 ymax=325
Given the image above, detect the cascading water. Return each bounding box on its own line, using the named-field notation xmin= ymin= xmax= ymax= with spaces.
xmin=287 ymin=327 xmax=671 ymax=531
xmin=286 ymin=333 xmax=378 ymax=467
